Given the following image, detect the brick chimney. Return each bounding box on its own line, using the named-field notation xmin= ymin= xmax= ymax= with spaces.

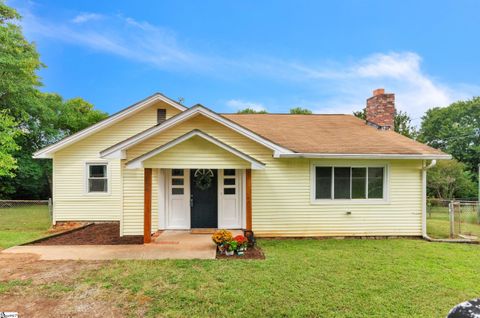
xmin=365 ymin=88 xmax=395 ymax=130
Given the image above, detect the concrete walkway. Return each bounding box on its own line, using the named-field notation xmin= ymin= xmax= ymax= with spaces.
xmin=2 ymin=231 xmax=217 ymax=260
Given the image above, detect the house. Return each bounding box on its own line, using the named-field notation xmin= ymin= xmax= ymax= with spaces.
xmin=34 ymin=89 xmax=450 ymax=242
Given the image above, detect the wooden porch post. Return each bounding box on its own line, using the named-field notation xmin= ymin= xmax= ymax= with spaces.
xmin=144 ymin=168 xmax=152 ymax=243
xmin=246 ymin=168 xmax=252 ymax=230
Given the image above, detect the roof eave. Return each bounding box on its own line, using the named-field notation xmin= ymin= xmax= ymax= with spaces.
xmin=125 ymin=129 xmax=266 ymax=170
xmin=274 ymin=153 xmax=452 ymax=160
xmin=100 ymin=105 xmax=293 ymax=158
xmin=32 ymin=152 xmax=53 ymax=159
xmin=33 ymin=93 xmax=187 ymax=159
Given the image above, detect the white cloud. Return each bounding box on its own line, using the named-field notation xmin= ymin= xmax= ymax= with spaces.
xmin=18 ymin=5 xmax=478 ymax=122
xmin=226 ymin=99 xmax=267 ymax=112
xmin=270 ymin=52 xmax=477 ymax=124
xmin=71 ymin=13 xmax=103 ymax=24
xmin=21 ymin=9 xmax=209 ymax=71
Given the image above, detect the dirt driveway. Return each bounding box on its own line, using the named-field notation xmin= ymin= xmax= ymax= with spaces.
xmin=0 ymin=253 xmax=131 ymax=317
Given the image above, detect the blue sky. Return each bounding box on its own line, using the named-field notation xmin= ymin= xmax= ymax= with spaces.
xmin=9 ymin=0 xmax=480 ymax=122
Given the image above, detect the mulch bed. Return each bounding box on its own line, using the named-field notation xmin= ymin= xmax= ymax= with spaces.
xmin=47 ymin=221 xmax=89 ymax=234
xmin=28 ymin=223 xmax=143 ymax=245
xmin=216 ymin=246 xmax=265 ymax=260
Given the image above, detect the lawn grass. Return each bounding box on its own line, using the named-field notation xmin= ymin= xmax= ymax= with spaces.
xmin=76 ymin=239 xmax=480 ymax=317
xmin=3 ymin=207 xmax=480 ymax=316
xmin=0 ymin=205 xmax=51 ymax=249
xmin=427 ymin=205 xmax=480 ymax=239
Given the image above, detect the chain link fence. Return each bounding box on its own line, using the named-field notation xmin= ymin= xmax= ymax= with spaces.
xmin=0 ymin=199 xmax=52 ymax=222
xmin=427 ymin=198 xmax=480 ymax=240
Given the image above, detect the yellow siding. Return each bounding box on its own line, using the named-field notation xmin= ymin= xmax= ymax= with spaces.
xmin=126 ymin=115 xmax=271 ymax=160
xmin=53 ymin=101 xmax=181 ymax=222
xmin=121 ymin=168 xmax=158 ymax=235
xmin=252 ymin=159 xmax=423 ymax=237
xmin=55 ymin=104 xmax=423 ymax=237
xmin=123 ymin=115 xmax=270 ymax=234
xmin=142 ymin=136 xmax=251 ymax=169
xmin=123 ymin=114 xmax=423 ymax=237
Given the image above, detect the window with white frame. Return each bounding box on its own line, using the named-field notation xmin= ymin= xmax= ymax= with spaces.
xmin=171 ymin=169 xmax=185 ymax=195
xmin=223 ymin=169 xmax=236 ymax=195
xmin=87 ymin=163 xmax=108 ymax=193
xmin=314 ymin=166 xmax=385 ymax=200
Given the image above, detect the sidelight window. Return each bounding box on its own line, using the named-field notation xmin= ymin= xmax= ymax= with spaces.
xmin=171 ymin=169 xmax=185 ymax=195
xmin=223 ymin=169 xmax=236 ymax=195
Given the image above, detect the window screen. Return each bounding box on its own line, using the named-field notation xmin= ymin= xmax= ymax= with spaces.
xmin=351 ymin=168 xmax=367 ymax=199
xmin=368 ymin=167 xmax=384 ymax=199
xmin=334 ymin=167 xmax=350 ymax=199
xmin=315 ymin=167 xmax=332 ymax=199
xmin=314 ymin=166 xmax=384 ymax=200
xmin=87 ymin=164 xmax=108 ymax=193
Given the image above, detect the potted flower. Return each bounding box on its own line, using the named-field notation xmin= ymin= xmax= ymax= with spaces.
xmin=212 ymin=229 xmax=233 ymax=254
xmin=234 ymin=235 xmax=248 ymax=256
xmin=225 ymin=240 xmax=237 ymax=256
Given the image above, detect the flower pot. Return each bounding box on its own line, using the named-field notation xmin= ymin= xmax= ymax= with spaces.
xmin=225 ymin=250 xmax=234 ymax=256
xmin=237 ymin=250 xmax=245 ymax=256
xmin=217 ymin=244 xmax=225 ymax=254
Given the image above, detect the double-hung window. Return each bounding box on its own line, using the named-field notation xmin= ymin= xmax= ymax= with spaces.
xmin=314 ymin=166 xmax=385 ymax=201
xmin=86 ymin=163 xmax=108 ymax=193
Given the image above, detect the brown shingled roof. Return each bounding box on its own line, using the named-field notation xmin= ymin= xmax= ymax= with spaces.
xmin=222 ymin=114 xmax=446 ymax=156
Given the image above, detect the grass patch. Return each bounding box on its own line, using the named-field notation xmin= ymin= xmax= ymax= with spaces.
xmin=0 ymin=279 xmax=32 ymax=293
xmin=0 ymin=205 xmax=51 ymax=249
xmin=40 ymin=282 xmax=75 ymax=296
xmin=78 ymin=239 xmax=480 ymax=317
xmin=427 ymin=205 xmax=480 ymax=239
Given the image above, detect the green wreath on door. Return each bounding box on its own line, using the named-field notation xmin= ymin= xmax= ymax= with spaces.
xmin=194 ymin=169 xmax=214 ymax=190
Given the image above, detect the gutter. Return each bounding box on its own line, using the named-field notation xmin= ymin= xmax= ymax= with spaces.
xmin=274 ymin=153 xmax=452 ymax=160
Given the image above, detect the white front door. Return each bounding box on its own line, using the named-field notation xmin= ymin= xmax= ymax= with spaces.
xmin=166 ymin=169 xmax=190 ymax=229
xmin=218 ymin=169 xmax=242 ymax=228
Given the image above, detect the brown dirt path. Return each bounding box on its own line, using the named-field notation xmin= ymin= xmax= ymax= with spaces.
xmin=0 ymin=253 xmax=131 ymax=317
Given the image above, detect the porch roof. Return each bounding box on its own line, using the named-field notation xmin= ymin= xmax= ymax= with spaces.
xmin=100 ymin=104 xmax=293 ymax=159
xmin=125 ymin=129 xmax=265 ymax=170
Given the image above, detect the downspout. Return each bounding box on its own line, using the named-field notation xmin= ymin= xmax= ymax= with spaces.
xmin=422 ymin=160 xmax=436 ymax=239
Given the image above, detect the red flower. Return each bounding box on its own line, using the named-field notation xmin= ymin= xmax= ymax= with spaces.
xmin=234 ymin=235 xmax=248 ymax=245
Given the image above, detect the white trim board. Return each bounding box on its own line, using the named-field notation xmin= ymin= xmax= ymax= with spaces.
xmin=100 ymin=104 xmax=293 ymax=159
xmin=33 ymin=93 xmax=187 ymax=159
xmin=275 ymin=152 xmax=451 ymax=160
xmin=125 ymin=129 xmax=266 ymax=170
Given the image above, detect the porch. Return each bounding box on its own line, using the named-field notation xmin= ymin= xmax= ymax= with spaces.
xmin=141 ymin=168 xmax=253 ymax=243
xmin=121 ymin=130 xmax=265 ymax=242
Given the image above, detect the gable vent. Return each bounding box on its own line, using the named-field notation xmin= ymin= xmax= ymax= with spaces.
xmin=157 ymin=109 xmax=166 ymax=124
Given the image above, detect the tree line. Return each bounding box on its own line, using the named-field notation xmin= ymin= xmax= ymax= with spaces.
xmin=0 ymin=2 xmax=108 ymax=199
xmin=1 ymin=1 xmax=478 ymax=200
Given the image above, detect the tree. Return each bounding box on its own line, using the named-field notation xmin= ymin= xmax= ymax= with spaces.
xmin=0 ymin=93 xmax=108 ymax=199
xmin=352 ymin=110 xmax=365 ymax=119
xmin=0 ymin=111 xmax=21 ymax=177
xmin=289 ymin=107 xmax=312 ymax=114
xmin=393 ymin=111 xmax=417 ymax=139
xmin=0 ymin=1 xmax=43 ymax=119
xmin=0 ymin=2 xmax=108 ymax=199
xmin=353 ymin=108 xmax=418 ymax=138
xmin=427 ymin=159 xmax=476 ymax=199
xmin=419 ymin=97 xmax=480 ymax=175
xmin=237 ymin=108 xmax=268 ymax=114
